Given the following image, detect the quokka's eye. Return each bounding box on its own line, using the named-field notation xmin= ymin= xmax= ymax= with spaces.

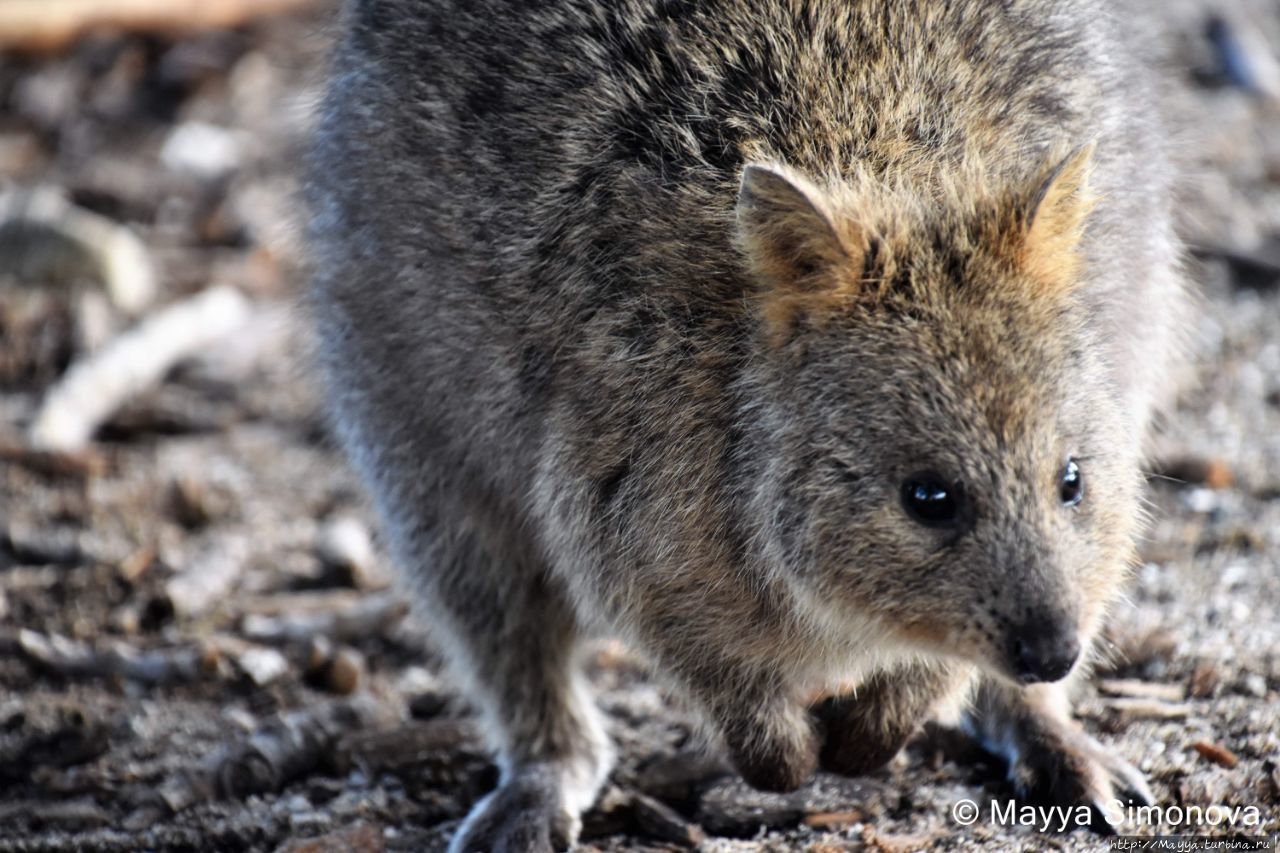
xmin=901 ymin=472 xmax=962 ymax=527
xmin=1059 ymin=458 xmax=1083 ymax=507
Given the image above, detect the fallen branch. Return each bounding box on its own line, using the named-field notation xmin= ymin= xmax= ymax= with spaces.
xmin=147 ymin=696 xmax=391 ymax=816
xmin=17 ymin=629 xmax=213 ymax=684
xmin=336 ymin=718 xmax=481 ymax=775
xmin=0 ymin=0 xmax=324 ymax=52
xmin=29 ymin=285 xmax=251 ymax=452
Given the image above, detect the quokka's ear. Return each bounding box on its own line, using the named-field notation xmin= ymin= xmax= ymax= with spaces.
xmin=736 ymin=163 xmax=862 ymax=341
xmin=1020 ymin=143 xmax=1097 ymax=290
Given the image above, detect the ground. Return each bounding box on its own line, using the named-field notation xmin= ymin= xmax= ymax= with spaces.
xmin=1 ymin=1 xmax=1278 ymax=851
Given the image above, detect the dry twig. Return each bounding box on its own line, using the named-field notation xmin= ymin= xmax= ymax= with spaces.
xmin=0 ymin=188 xmax=155 ymax=312
xmin=29 ymin=285 xmax=251 ymax=452
xmin=17 ymin=629 xmax=211 ymax=684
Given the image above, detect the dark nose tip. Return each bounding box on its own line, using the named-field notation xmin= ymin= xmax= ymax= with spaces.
xmin=1010 ymin=620 xmax=1081 ymax=684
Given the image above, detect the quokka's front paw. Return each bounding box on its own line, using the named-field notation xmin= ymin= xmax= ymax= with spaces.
xmin=449 ymin=765 xmax=578 ymax=853
xmin=721 ymin=702 xmax=820 ymax=793
xmin=1005 ymin=719 xmax=1154 ymax=834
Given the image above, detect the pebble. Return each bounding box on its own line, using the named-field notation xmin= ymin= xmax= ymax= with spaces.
xmin=161 ymin=122 xmax=245 ymax=179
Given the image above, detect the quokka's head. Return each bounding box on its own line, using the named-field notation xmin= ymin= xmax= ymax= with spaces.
xmin=735 ymin=147 xmax=1141 ymax=685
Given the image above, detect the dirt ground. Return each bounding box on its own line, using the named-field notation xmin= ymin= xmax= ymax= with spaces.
xmin=1 ymin=1 xmax=1278 ymax=851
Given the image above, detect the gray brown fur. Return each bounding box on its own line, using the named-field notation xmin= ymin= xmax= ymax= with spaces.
xmin=306 ymin=1 xmax=1184 ymax=848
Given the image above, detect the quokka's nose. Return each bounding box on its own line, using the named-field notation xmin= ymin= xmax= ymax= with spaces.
xmin=1009 ymin=615 xmax=1081 ymax=684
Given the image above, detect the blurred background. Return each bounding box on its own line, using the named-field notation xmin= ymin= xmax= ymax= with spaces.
xmin=0 ymin=1 xmax=1277 ymax=850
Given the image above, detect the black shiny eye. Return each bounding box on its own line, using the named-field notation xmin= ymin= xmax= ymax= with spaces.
xmin=901 ymin=472 xmax=962 ymax=527
xmin=1059 ymin=458 xmax=1083 ymax=507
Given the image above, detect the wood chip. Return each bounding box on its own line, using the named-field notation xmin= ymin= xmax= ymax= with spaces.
xmin=864 ymin=826 xmax=942 ymax=853
xmin=116 ymin=547 xmax=158 ymax=584
xmin=241 ymin=592 xmax=408 ymax=645
xmin=165 ymin=537 xmax=248 ymax=619
xmin=804 ymin=810 xmax=865 ymax=829
xmin=275 ymin=822 xmax=385 ymax=853
xmin=1189 ymin=663 xmax=1221 ymax=699
xmin=0 ymin=0 xmax=325 ymax=52
xmin=1192 ymin=740 xmax=1240 ymax=769
xmin=1103 ymin=698 xmax=1194 ymax=719
xmin=0 ymin=443 xmax=108 ymax=480
xmin=1097 ymin=678 xmax=1187 ymax=702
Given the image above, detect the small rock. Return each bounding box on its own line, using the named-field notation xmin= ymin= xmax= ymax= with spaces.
xmin=161 ymin=122 xmax=245 ymax=180
xmin=1184 ymin=487 xmax=1220 ymax=514
xmin=1240 ymin=674 xmax=1268 ymax=698
xmin=237 ymin=647 xmax=289 ymax=687
xmin=327 ymin=648 xmax=363 ymax=696
xmin=304 ymin=640 xmax=364 ymax=696
xmin=286 ymin=794 xmax=312 ymax=811
xmin=317 ymin=517 xmax=387 ymax=590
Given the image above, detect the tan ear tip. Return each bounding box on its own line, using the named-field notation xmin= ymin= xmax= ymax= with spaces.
xmin=738 ymin=162 xmax=788 ymax=203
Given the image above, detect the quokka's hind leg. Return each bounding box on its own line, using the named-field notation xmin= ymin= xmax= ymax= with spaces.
xmin=406 ymin=518 xmax=613 ymax=853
